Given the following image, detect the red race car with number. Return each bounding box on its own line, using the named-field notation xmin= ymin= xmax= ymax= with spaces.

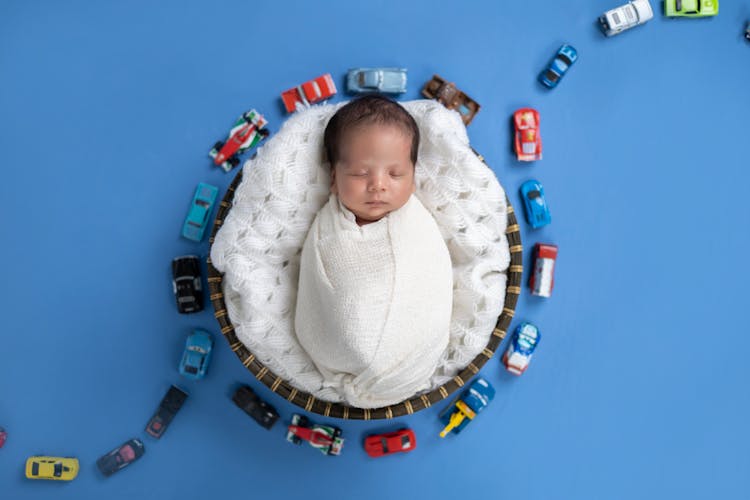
xmin=364 ymin=428 xmax=416 ymax=458
xmin=286 ymin=414 xmax=344 ymax=456
xmin=281 ymin=74 xmax=337 ymax=113
xmin=530 ymin=243 xmax=558 ymax=297
xmin=209 ymin=109 xmax=269 ymax=172
xmin=514 ymin=108 xmax=542 ymax=162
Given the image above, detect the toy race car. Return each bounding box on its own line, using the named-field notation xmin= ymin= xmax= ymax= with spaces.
xmin=25 ymin=456 xmax=79 ymax=481
xmin=364 ymin=428 xmax=416 ymax=458
xmin=182 ymin=182 xmax=218 ymax=242
xmin=599 ymin=0 xmax=654 ymax=36
xmin=514 ymin=108 xmax=542 ymax=161
xmin=539 ymin=44 xmax=578 ymax=88
xmin=96 ymin=438 xmax=145 ymax=477
xmin=145 ymin=385 xmax=188 ymax=439
xmin=346 ymin=67 xmax=407 ymax=94
xmin=172 ymin=255 xmax=203 ymax=314
xmin=232 ymin=385 xmax=280 ymax=430
xmin=281 ymin=74 xmax=337 ymax=113
xmin=286 ymin=414 xmax=344 ymax=456
xmin=439 ymin=377 xmax=495 ymax=438
xmin=530 ymin=243 xmax=558 ymax=298
xmin=209 ymin=109 xmax=269 ymax=173
xmin=502 ymin=322 xmax=541 ymax=376
xmin=664 ymin=0 xmax=718 ymax=17
xmin=179 ymin=329 xmax=213 ymax=380
xmin=421 ymin=74 xmax=480 ymax=125
xmin=520 ymin=179 xmax=551 ymax=229
xmin=0 ymin=427 xmax=6 ymax=448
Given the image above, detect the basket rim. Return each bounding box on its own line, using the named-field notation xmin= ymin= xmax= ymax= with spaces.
xmin=206 ymin=154 xmax=522 ymax=420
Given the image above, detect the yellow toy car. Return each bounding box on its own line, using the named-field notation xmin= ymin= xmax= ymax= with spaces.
xmin=25 ymin=456 xmax=79 ymax=481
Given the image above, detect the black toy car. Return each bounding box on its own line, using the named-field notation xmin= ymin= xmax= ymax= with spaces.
xmin=96 ymin=438 xmax=145 ymax=477
xmin=232 ymin=385 xmax=280 ymax=430
xmin=145 ymin=385 xmax=188 ymax=439
xmin=172 ymin=255 xmax=204 ymax=314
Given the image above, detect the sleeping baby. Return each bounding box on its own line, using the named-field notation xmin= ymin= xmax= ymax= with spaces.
xmin=294 ymin=95 xmax=453 ymax=408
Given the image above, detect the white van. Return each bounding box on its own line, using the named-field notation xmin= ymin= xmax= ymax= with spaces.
xmin=599 ymin=0 xmax=654 ymax=36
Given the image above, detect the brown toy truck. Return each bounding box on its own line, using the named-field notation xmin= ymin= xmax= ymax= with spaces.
xmin=421 ymin=74 xmax=480 ymax=125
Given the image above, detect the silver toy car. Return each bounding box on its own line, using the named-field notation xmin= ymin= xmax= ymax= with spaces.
xmin=346 ymin=67 xmax=407 ymax=94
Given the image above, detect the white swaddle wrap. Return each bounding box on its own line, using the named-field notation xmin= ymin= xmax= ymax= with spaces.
xmin=294 ymin=192 xmax=453 ymax=408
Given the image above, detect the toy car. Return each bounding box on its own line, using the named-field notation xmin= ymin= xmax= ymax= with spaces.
xmin=530 ymin=243 xmax=558 ymax=298
xmin=539 ymin=44 xmax=578 ymax=88
xmin=439 ymin=377 xmax=495 ymax=437
xmin=502 ymin=322 xmax=541 ymax=375
xmin=664 ymin=0 xmax=718 ymax=17
xmin=25 ymin=456 xmax=79 ymax=481
xmin=232 ymin=385 xmax=280 ymax=430
xmin=520 ymin=179 xmax=551 ymax=229
xmin=0 ymin=427 xmax=6 ymax=448
xmin=145 ymin=385 xmax=188 ymax=439
xmin=599 ymin=0 xmax=654 ymax=36
xmin=286 ymin=414 xmax=344 ymax=456
xmin=364 ymin=428 xmax=416 ymax=457
xmin=172 ymin=255 xmax=203 ymax=314
xmin=209 ymin=109 xmax=269 ymax=172
xmin=346 ymin=67 xmax=407 ymax=94
xmin=182 ymin=182 xmax=218 ymax=242
xmin=421 ymin=74 xmax=480 ymax=125
xmin=179 ymin=329 xmax=213 ymax=380
xmin=96 ymin=438 xmax=145 ymax=477
xmin=281 ymin=74 xmax=337 ymax=113
xmin=514 ymin=108 xmax=542 ymax=161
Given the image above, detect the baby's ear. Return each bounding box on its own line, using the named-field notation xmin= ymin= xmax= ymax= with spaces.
xmin=330 ymin=167 xmax=338 ymax=195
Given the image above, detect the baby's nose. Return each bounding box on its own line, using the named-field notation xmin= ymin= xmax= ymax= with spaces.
xmin=368 ymin=173 xmax=387 ymax=191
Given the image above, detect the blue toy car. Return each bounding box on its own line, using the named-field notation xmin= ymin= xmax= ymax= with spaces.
xmin=502 ymin=322 xmax=541 ymax=376
xmin=520 ymin=179 xmax=551 ymax=229
xmin=346 ymin=67 xmax=407 ymax=94
xmin=182 ymin=183 xmax=218 ymax=242
xmin=439 ymin=377 xmax=495 ymax=437
xmin=539 ymin=44 xmax=578 ymax=88
xmin=179 ymin=329 xmax=213 ymax=380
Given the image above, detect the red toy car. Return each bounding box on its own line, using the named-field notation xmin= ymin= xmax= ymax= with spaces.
xmin=0 ymin=427 xmax=6 ymax=448
xmin=281 ymin=74 xmax=337 ymax=113
xmin=513 ymin=108 xmax=542 ymax=161
xmin=364 ymin=428 xmax=416 ymax=458
xmin=209 ymin=109 xmax=269 ymax=172
xmin=530 ymin=243 xmax=558 ymax=298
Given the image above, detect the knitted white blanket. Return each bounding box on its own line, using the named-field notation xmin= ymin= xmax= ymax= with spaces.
xmin=295 ymin=193 xmax=453 ymax=408
xmin=210 ymin=99 xmax=510 ymax=406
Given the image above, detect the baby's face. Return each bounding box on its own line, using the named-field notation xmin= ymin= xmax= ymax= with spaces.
xmin=331 ymin=124 xmax=416 ymax=226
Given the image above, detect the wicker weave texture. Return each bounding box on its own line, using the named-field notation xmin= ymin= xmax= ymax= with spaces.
xmin=207 ymin=162 xmax=522 ymax=420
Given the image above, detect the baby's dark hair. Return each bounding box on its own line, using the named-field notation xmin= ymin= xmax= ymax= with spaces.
xmin=323 ymin=95 xmax=420 ymax=167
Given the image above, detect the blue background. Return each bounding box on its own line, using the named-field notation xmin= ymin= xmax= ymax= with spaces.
xmin=2 ymin=1 xmax=749 ymax=498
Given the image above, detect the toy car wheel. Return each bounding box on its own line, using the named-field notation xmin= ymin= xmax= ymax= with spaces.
xmin=229 ymin=157 xmax=240 ymax=167
xmin=297 ymin=415 xmax=309 ymax=427
xmin=333 ymin=428 xmax=342 ymax=438
xmin=212 ymin=141 xmax=223 ymax=151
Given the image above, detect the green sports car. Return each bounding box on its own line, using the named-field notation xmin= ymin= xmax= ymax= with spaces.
xmin=664 ymin=0 xmax=718 ymax=17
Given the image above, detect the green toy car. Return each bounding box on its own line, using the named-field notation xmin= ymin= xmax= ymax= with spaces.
xmin=664 ymin=0 xmax=718 ymax=17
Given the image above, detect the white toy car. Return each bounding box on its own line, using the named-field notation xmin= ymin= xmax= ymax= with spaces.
xmin=599 ymin=0 xmax=654 ymax=36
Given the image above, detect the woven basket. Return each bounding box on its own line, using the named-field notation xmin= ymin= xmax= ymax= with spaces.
xmin=207 ymin=155 xmax=523 ymax=420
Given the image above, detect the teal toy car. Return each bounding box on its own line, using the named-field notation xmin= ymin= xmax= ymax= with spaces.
xmin=439 ymin=377 xmax=495 ymax=437
xmin=182 ymin=183 xmax=218 ymax=242
xmin=664 ymin=0 xmax=718 ymax=17
xmin=179 ymin=329 xmax=213 ymax=380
